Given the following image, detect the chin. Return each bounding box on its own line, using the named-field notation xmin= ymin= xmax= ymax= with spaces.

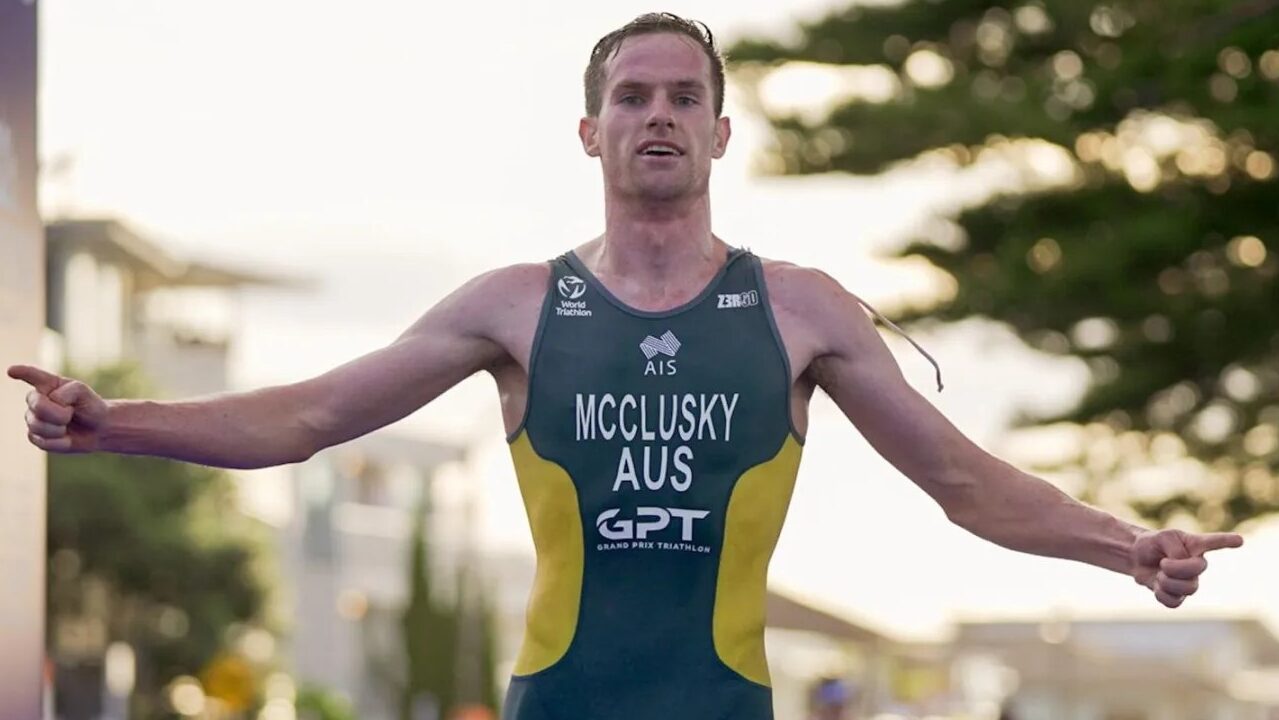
xmin=633 ymin=179 xmax=698 ymax=202
xmin=636 ymin=188 xmax=689 ymax=202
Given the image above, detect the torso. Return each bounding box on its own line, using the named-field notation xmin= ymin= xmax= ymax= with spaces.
xmin=493 ymin=243 xmax=808 ymax=719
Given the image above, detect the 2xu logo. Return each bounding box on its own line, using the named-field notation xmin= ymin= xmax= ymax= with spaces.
xmin=717 ymin=290 xmax=759 ymax=309
xmin=596 ymin=506 xmax=709 ymax=541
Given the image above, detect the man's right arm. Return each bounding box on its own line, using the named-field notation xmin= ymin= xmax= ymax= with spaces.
xmin=9 ymin=263 xmax=546 ymax=469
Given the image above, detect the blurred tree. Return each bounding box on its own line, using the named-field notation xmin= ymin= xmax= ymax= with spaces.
xmin=453 ymin=563 xmax=501 ymax=715
xmin=729 ymin=0 xmax=1279 ymax=530
xmin=296 ymin=683 xmax=357 ymax=720
xmin=401 ymin=496 xmax=458 ymax=720
xmin=46 ymin=363 xmax=274 ymax=718
xmin=397 ymin=496 xmax=501 ymax=720
xmin=473 ymin=581 xmax=501 ymax=715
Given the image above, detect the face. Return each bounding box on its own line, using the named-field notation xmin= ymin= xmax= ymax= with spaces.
xmin=579 ymin=33 xmax=731 ymax=203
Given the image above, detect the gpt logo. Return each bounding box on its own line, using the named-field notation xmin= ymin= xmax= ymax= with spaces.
xmin=596 ymin=507 xmax=709 ymax=541
xmin=558 ymin=275 xmax=587 ymax=300
xmin=640 ymin=330 xmax=680 ymax=377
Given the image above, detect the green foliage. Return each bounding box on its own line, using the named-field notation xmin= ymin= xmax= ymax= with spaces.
xmin=730 ymin=1 xmax=1279 ymax=530
xmin=296 ymin=684 xmax=356 ymax=720
xmin=401 ymin=497 xmax=458 ymax=719
xmin=46 ymin=362 xmax=273 ymax=716
xmin=474 ymin=582 xmax=501 ymax=714
xmin=398 ymin=496 xmax=501 ymax=719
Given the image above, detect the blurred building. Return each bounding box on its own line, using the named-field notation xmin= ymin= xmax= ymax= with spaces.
xmin=278 ymin=430 xmax=467 ymax=720
xmin=44 ymin=217 xmax=296 ymax=394
xmin=40 ymin=217 xmax=306 ymax=718
xmin=764 ymin=590 xmax=907 ymax=719
xmin=951 ymin=617 xmax=1279 ymax=720
xmin=39 ymin=217 xmax=493 ymax=719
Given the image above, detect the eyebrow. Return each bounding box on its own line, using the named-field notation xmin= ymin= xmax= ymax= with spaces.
xmin=612 ymin=79 xmax=707 ymax=93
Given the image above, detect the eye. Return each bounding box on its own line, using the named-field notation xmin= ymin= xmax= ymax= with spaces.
xmin=675 ymin=95 xmax=699 ymax=106
xmin=620 ymin=94 xmax=644 ymax=105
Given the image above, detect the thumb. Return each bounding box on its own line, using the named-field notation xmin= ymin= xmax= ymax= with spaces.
xmin=48 ymin=379 xmax=93 ymax=408
xmin=6 ymin=364 xmax=64 ymax=395
xmin=1154 ymin=529 xmax=1192 ymax=561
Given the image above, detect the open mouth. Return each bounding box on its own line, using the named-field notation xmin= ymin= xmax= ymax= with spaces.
xmin=638 ymin=143 xmax=684 ymax=157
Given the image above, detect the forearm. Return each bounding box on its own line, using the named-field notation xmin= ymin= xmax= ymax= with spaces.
xmin=98 ymin=384 xmax=319 ymax=469
xmin=946 ymin=458 xmax=1146 ymax=576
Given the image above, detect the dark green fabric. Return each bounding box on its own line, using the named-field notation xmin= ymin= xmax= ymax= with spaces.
xmin=505 ymin=248 xmax=796 ymax=720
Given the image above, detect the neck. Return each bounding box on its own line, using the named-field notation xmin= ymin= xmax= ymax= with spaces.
xmin=594 ymin=191 xmax=720 ymax=283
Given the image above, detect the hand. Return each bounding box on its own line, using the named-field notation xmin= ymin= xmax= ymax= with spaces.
xmin=1129 ymin=528 xmax=1243 ymax=608
xmin=7 ymin=364 xmax=108 ymax=454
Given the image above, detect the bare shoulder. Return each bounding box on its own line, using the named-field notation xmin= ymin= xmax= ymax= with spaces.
xmin=400 ymin=261 xmax=550 ymax=345
xmin=438 ymin=262 xmax=549 ymax=319
xmin=759 ymin=258 xmax=843 ymax=308
xmin=463 ymin=262 xmax=553 ymax=370
xmin=466 ymin=261 xmax=552 ymax=304
xmin=757 ymin=257 xmax=877 ymax=359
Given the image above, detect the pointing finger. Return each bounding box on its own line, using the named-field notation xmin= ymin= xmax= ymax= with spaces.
xmin=7 ymin=365 xmax=63 ymax=395
xmin=1188 ymin=532 xmax=1244 ymax=555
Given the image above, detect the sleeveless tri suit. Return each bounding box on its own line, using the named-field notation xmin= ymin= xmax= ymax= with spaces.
xmin=502 ymin=247 xmax=804 ymax=720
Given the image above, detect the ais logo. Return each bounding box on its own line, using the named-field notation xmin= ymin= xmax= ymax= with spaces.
xmin=596 ymin=506 xmax=709 ymax=541
xmin=640 ymin=330 xmax=680 ymax=377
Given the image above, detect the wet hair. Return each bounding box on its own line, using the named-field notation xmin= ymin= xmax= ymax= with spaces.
xmin=583 ymin=12 xmax=725 ymax=117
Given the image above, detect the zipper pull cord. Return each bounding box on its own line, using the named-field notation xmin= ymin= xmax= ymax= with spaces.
xmin=857 ymin=299 xmax=944 ymax=392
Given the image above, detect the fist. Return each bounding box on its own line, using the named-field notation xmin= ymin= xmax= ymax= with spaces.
xmin=7 ymin=364 xmax=108 ymax=454
xmin=1130 ymin=528 xmax=1243 ymax=608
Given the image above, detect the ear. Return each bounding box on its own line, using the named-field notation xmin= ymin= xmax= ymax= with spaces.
xmin=711 ymin=116 xmax=731 ymax=159
xmin=579 ymin=116 xmax=601 ymax=157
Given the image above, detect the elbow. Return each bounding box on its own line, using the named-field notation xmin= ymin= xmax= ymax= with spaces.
xmin=942 ymin=498 xmax=976 ymax=530
xmin=289 ymin=412 xmax=328 ymax=466
xmin=284 ymin=440 xmax=318 ymax=466
xmin=925 ymin=467 xmax=982 ymax=529
xmin=931 ymin=445 xmax=1010 ymax=530
xmin=284 ymin=380 xmax=335 ymax=465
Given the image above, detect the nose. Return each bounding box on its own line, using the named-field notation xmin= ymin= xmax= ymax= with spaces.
xmin=646 ymin=97 xmax=675 ymax=131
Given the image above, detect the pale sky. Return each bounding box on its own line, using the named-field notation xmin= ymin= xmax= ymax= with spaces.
xmin=38 ymin=0 xmax=1279 ymax=642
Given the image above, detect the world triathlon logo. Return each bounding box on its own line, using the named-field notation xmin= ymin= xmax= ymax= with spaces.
xmin=558 ymin=275 xmax=587 ymax=300
xmin=555 ymin=275 xmax=592 ymax=318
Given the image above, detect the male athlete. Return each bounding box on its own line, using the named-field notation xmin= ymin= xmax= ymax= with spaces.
xmin=10 ymin=13 xmax=1245 ymax=720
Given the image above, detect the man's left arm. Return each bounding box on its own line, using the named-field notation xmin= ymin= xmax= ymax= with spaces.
xmin=789 ymin=266 xmax=1243 ymax=608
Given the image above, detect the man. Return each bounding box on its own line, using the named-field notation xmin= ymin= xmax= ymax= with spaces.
xmin=10 ymin=13 xmax=1244 ymax=720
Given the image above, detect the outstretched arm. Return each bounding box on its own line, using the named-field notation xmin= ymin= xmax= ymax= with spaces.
xmin=789 ymin=266 xmax=1242 ymax=607
xmin=9 ymin=263 xmax=544 ymax=469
